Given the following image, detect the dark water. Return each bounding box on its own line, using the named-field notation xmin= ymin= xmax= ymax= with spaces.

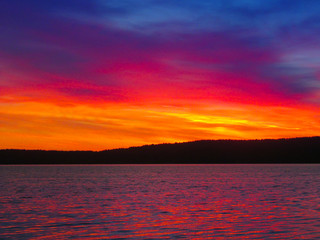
xmin=1 ymin=165 xmax=320 ymax=239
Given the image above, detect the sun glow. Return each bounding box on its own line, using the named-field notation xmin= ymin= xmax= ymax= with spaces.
xmin=1 ymin=101 xmax=319 ymax=150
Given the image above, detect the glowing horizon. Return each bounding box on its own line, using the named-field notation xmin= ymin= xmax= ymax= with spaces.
xmin=1 ymin=0 xmax=320 ymax=150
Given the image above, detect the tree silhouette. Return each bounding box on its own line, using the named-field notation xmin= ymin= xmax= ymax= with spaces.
xmin=1 ymin=137 xmax=320 ymax=164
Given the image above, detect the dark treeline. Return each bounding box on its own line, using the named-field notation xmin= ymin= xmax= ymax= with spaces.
xmin=1 ymin=137 xmax=320 ymax=164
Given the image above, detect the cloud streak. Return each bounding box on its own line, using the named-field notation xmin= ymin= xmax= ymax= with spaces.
xmin=1 ymin=0 xmax=320 ymax=149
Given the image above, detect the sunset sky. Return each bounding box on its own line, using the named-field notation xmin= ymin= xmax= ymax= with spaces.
xmin=1 ymin=0 xmax=320 ymax=150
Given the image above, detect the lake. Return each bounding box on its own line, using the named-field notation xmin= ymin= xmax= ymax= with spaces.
xmin=1 ymin=164 xmax=320 ymax=239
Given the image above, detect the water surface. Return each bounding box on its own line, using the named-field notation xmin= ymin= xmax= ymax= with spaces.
xmin=1 ymin=164 xmax=320 ymax=239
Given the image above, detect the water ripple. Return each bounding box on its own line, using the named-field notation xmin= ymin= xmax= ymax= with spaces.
xmin=1 ymin=164 xmax=320 ymax=239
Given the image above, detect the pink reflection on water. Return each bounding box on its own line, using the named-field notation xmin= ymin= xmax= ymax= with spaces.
xmin=1 ymin=165 xmax=320 ymax=239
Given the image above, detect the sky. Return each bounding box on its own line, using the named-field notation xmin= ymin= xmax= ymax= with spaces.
xmin=1 ymin=0 xmax=320 ymax=150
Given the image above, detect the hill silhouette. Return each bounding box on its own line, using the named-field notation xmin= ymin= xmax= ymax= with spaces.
xmin=1 ymin=137 xmax=320 ymax=164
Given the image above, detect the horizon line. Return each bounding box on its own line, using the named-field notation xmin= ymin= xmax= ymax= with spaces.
xmin=1 ymin=136 xmax=319 ymax=152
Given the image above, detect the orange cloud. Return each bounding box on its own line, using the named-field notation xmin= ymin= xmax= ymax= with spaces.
xmin=1 ymin=101 xmax=319 ymax=150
